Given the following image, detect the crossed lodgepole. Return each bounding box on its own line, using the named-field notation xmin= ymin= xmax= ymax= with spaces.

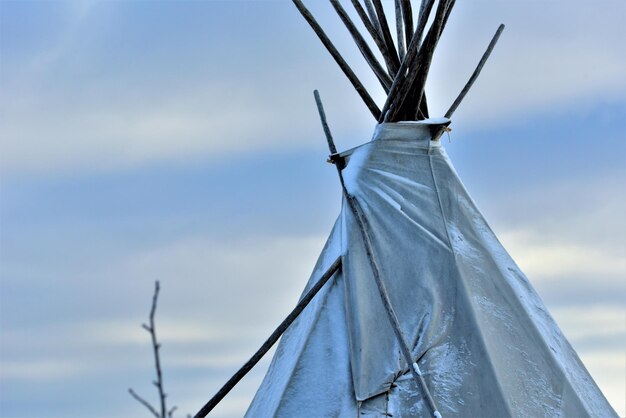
xmin=194 ymin=2 xmax=506 ymax=415
xmin=315 ymin=90 xmax=442 ymax=418
xmin=193 ymin=256 xmax=342 ymax=418
xmin=293 ymin=0 xmax=504 ymax=124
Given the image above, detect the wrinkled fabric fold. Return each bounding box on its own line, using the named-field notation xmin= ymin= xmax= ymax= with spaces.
xmin=245 ymin=121 xmax=616 ymax=417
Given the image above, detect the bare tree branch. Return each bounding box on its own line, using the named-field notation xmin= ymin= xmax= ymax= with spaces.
xmin=128 ymin=388 xmax=160 ymax=418
xmin=168 ymin=406 xmax=178 ymax=418
xmin=129 ymin=281 xmax=171 ymax=418
xmin=148 ymin=281 xmax=167 ymax=418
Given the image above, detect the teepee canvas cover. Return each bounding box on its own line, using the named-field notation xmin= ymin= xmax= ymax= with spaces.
xmin=245 ymin=121 xmax=616 ymax=417
xmin=195 ymin=1 xmax=617 ymax=417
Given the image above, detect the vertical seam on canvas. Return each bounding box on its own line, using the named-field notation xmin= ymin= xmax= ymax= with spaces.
xmin=428 ymin=150 xmax=454 ymax=251
xmin=426 ymin=148 xmax=516 ymax=417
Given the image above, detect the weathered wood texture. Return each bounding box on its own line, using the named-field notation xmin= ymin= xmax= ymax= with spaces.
xmin=314 ymin=90 xmax=338 ymax=155
xmin=393 ymin=0 xmax=454 ymax=121
xmin=379 ymin=0 xmax=436 ymax=122
xmin=330 ymin=0 xmax=392 ymax=92
xmin=395 ymin=0 xmax=406 ymax=61
xmin=193 ymin=256 xmax=343 ymax=418
xmin=292 ymin=0 xmax=381 ymax=119
xmin=314 ymin=91 xmax=441 ymax=417
xmin=400 ymin=0 xmax=413 ymax=52
xmin=408 ymin=0 xmax=456 ymax=119
xmin=349 ymin=0 xmax=397 ymax=77
xmin=293 ymin=0 xmax=504 ymax=122
xmin=363 ymin=0 xmax=383 ymax=39
xmin=372 ymin=0 xmax=401 ymax=76
xmin=446 ymin=24 xmax=505 ymax=118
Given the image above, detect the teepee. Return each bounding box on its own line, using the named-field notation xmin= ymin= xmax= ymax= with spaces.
xmin=195 ymin=1 xmax=617 ymax=417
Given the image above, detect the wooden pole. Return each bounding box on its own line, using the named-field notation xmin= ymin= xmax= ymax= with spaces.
xmin=330 ymin=0 xmax=392 ymax=92
xmin=395 ymin=0 xmax=406 ymax=61
xmin=343 ymin=195 xmax=440 ymax=417
xmin=314 ymin=92 xmax=441 ymax=418
xmin=314 ymin=90 xmax=337 ymax=155
xmin=408 ymin=0 xmax=456 ymax=119
xmin=363 ymin=0 xmax=383 ymax=39
xmin=372 ymin=0 xmax=401 ymax=75
xmin=378 ymin=0 xmax=436 ymax=122
xmin=445 ymin=24 xmax=505 ymax=118
xmin=350 ymin=0 xmax=398 ymax=77
xmin=193 ymin=256 xmax=343 ymax=418
xmin=400 ymin=0 xmax=413 ymax=53
xmin=390 ymin=0 xmax=449 ymax=120
xmin=292 ymin=0 xmax=381 ymax=120
xmin=402 ymin=0 xmax=440 ymax=121
xmin=387 ymin=0 xmax=450 ymax=121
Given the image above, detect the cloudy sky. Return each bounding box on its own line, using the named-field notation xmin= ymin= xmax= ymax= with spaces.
xmin=1 ymin=1 xmax=624 ymax=417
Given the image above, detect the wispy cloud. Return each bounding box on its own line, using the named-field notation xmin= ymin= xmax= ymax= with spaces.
xmin=1 ymin=360 xmax=86 ymax=381
xmin=501 ymin=230 xmax=624 ymax=280
xmin=1 ymin=1 xmax=624 ymax=176
xmin=1 ymin=2 xmax=624 ymax=417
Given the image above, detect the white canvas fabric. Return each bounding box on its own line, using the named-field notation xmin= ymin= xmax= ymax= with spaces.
xmin=245 ymin=120 xmax=617 ymax=417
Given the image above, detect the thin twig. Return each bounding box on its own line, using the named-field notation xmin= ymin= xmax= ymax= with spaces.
xmin=445 ymin=24 xmax=505 ymax=118
xmin=292 ymin=0 xmax=381 ymax=119
xmin=193 ymin=257 xmax=343 ymax=418
xmin=168 ymin=406 xmax=178 ymax=418
xmin=416 ymin=0 xmax=428 ymax=38
xmin=129 ymin=281 xmax=169 ymax=418
xmin=330 ymin=0 xmax=392 ymax=92
xmin=148 ymin=281 xmax=167 ymax=418
xmin=128 ymin=388 xmax=160 ymax=418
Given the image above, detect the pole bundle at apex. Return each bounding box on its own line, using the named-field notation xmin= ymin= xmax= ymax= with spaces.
xmin=292 ymin=0 xmax=505 ymax=123
xmin=193 ymin=2 xmax=507 ymax=416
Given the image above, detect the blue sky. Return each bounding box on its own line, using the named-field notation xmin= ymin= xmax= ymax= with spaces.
xmin=1 ymin=1 xmax=624 ymax=417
